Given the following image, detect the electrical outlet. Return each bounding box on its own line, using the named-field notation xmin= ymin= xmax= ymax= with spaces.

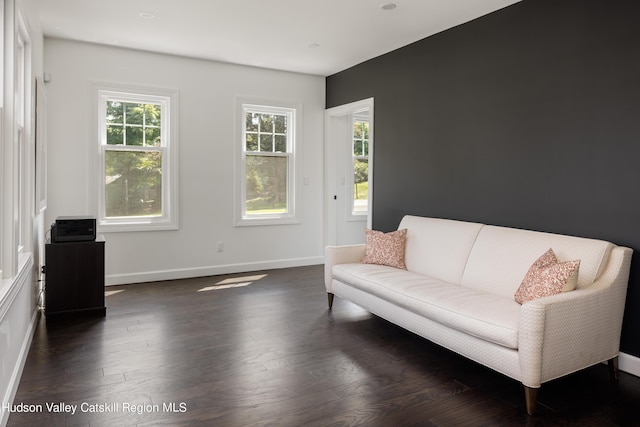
xmin=217 ymin=241 xmax=224 ymax=252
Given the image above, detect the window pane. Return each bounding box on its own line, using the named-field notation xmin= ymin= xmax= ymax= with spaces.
xmin=126 ymin=126 xmax=144 ymax=146
xmin=246 ymin=133 xmax=258 ymax=151
xmin=260 ymin=134 xmax=273 ymax=152
xmin=259 ymin=114 xmax=273 ymax=133
xmin=354 ymin=140 xmax=363 ymax=156
xmin=145 ymin=127 xmax=161 ymax=147
xmin=145 ymin=104 xmax=162 ymax=127
xmin=125 ymin=103 xmax=144 ymax=126
xmin=274 ymin=135 xmax=286 ymax=153
xmin=105 ymin=150 xmax=162 ymax=217
xmin=246 ymin=112 xmax=258 ymax=132
xmin=353 ymin=122 xmax=363 ymax=139
xmin=107 ymin=101 xmax=123 ymax=124
xmin=353 ymin=158 xmax=368 ymax=214
xmin=245 ymin=155 xmax=287 ymax=215
xmin=274 ymin=114 xmax=287 ymax=133
xmin=353 ymin=120 xmax=369 ymax=156
xmin=107 ymin=125 xmax=124 ymax=145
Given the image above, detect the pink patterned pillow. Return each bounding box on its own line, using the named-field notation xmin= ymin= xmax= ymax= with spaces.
xmin=361 ymin=228 xmax=407 ymax=269
xmin=514 ymin=248 xmax=580 ymax=305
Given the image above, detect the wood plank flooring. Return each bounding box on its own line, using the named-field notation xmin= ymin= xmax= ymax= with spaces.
xmin=8 ymin=265 xmax=640 ymax=426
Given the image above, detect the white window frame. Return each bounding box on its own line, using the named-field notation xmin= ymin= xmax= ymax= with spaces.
xmin=93 ymin=83 xmax=179 ymax=232
xmin=2 ymin=6 xmax=34 ymax=282
xmin=235 ymin=98 xmax=301 ymax=226
xmin=347 ymin=114 xmax=370 ymax=220
xmin=16 ymin=18 xmax=27 ymax=252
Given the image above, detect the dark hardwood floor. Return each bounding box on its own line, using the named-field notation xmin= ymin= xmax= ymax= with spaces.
xmin=8 ymin=265 xmax=640 ymax=426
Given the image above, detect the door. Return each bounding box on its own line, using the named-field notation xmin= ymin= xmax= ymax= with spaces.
xmin=325 ymin=98 xmax=374 ymax=246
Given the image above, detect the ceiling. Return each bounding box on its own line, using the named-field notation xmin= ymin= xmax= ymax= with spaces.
xmin=38 ymin=0 xmax=521 ymax=76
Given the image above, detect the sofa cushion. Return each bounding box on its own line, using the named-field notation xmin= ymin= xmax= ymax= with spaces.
xmin=460 ymin=225 xmax=613 ymax=298
xmin=332 ymin=263 xmax=521 ymax=349
xmin=399 ymin=216 xmax=484 ymax=285
xmin=361 ymin=228 xmax=407 ymax=269
xmin=514 ymin=248 xmax=580 ymax=304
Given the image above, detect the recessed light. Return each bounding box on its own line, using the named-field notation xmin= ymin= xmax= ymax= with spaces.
xmin=380 ymin=3 xmax=397 ymax=11
xmin=139 ymin=11 xmax=155 ymax=19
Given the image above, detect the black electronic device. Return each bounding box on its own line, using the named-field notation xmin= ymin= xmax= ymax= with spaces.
xmin=51 ymin=216 xmax=97 ymax=243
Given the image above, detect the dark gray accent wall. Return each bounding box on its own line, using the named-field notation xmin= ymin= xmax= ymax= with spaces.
xmin=326 ymin=0 xmax=640 ymax=357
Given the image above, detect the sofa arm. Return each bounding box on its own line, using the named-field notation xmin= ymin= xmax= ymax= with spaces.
xmin=518 ymin=246 xmax=632 ymax=388
xmin=324 ymin=244 xmax=366 ymax=292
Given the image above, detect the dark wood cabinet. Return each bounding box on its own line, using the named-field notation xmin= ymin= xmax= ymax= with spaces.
xmin=45 ymin=236 xmax=106 ymax=317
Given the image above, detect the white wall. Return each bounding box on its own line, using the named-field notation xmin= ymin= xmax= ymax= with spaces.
xmin=43 ymin=39 xmax=326 ymax=285
xmin=1 ymin=0 xmax=44 ymax=425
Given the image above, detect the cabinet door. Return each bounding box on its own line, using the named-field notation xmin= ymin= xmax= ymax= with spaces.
xmin=45 ymin=239 xmax=105 ymax=315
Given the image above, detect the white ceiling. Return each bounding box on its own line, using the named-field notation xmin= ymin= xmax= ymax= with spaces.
xmin=38 ymin=0 xmax=521 ymax=76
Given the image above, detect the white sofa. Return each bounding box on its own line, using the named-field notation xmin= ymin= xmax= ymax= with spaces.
xmin=324 ymin=215 xmax=633 ymax=415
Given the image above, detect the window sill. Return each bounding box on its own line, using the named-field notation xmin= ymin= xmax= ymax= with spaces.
xmin=99 ymin=218 xmax=178 ymax=233
xmin=235 ymin=216 xmax=301 ymax=227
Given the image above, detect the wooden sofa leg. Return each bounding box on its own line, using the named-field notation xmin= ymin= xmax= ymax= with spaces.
xmin=608 ymin=356 xmax=620 ymax=381
xmin=327 ymin=293 xmax=334 ymax=309
xmin=524 ymin=386 xmax=538 ymax=416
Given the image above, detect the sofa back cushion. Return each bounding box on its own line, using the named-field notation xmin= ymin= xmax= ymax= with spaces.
xmin=399 ymin=216 xmax=483 ymax=285
xmin=460 ymin=225 xmax=613 ymax=298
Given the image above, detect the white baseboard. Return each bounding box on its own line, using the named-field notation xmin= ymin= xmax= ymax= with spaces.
xmin=1 ymin=309 xmax=39 ymax=427
xmin=620 ymin=351 xmax=640 ymax=378
xmin=105 ymin=256 xmax=324 ymax=286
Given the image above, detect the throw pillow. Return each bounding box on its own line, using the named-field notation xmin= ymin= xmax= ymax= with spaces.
xmin=514 ymin=248 xmax=580 ymax=304
xmin=361 ymin=228 xmax=408 ymax=269
xmin=514 ymin=249 xmax=580 ymax=304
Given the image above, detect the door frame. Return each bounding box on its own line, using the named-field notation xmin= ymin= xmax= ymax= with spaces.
xmin=324 ymin=97 xmax=374 ymax=246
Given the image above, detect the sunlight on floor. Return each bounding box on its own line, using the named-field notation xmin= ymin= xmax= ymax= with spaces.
xmin=197 ymin=274 xmax=267 ymax=292
xmin=105 ymin=289 xmax=125 ymax=297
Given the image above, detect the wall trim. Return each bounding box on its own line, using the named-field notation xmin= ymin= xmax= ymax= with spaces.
xmin=105 ymin=256 xmax=324 ymax=286
xmin=1 ymin=309 xmax=39 ymax=427
xmin=0 ymin=254 xmax=38 ymax=427
xmin=620 ymin=351 xmax=640 ymax=378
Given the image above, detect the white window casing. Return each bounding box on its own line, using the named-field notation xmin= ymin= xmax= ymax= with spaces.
xmin=235 ymin=98 xmax=302 ymax=226
xmin=92 ymin=83 xmax=179 ymax=232
xmin=347 ymin=114 xmax=370 ymax=221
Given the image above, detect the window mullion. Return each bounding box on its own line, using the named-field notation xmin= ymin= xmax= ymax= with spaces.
xmin=142 ymin=105 xmax=146 ymax=147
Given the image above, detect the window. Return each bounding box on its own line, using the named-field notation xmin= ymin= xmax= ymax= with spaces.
xmin=351 ymin=117 xmax=369 ymax=216
xmin=2 ymin=10 xmax=33 ymax=281
xmin=16 ymin=25 xmax=26 ymax=251
xmin=237 ymin=101 xmax=299 ymax=225
xmin=95 ymin=85 xmax=178 ymax=231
